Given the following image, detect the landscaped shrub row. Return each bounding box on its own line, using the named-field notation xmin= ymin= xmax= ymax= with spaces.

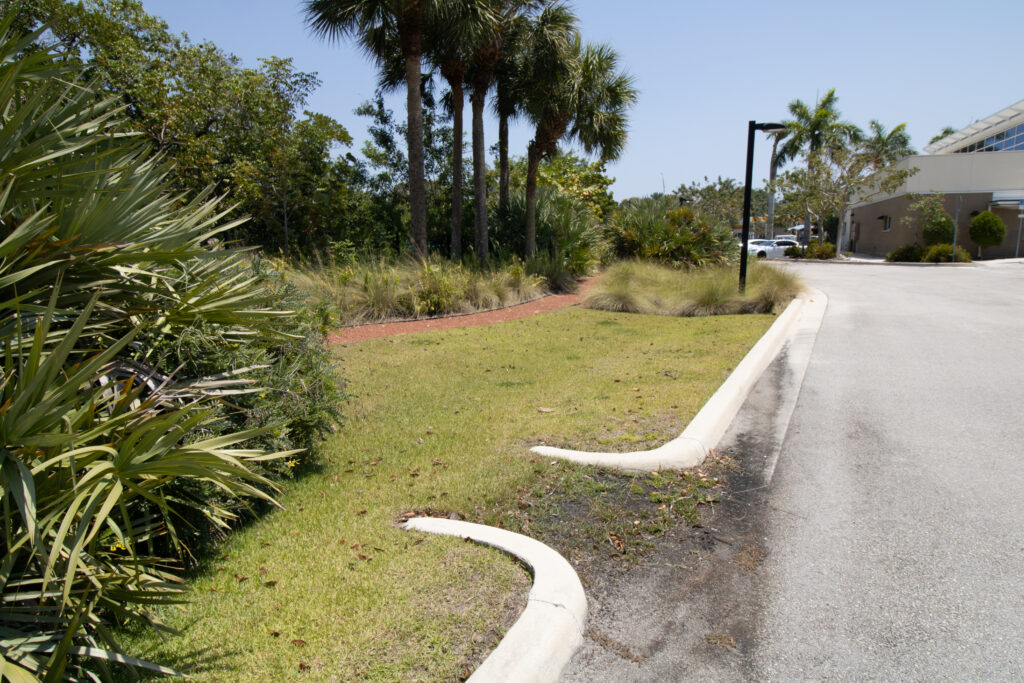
xmin=886 ymin=243 xmax=971 ymax=263
xmin=784 ymin=241 xmax=836 ymax=260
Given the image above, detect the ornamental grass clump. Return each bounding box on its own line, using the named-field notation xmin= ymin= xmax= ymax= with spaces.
xmin=584 ymin=261 xmax=802 ymax=317
xmin=0 ymin=31 xmax=341 ymax=680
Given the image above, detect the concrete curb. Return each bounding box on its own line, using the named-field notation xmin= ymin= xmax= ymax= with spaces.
xmin=401 ymin=517 xmax=586 ymax=683
xmin=531 ymin=289 xmax=828 ymax=472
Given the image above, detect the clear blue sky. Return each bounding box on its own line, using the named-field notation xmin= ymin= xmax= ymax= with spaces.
xmin=141 ymin=0 xmax=1024 ymax=201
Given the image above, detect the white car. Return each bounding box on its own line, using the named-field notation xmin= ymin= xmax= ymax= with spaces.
xmin=751 ymin=239 xmax=800 ymax=259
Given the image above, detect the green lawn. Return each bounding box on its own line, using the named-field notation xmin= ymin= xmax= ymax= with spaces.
xmin=124 ymin=306 xmax=774 ymax=681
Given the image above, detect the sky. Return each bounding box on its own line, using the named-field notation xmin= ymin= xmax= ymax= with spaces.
xmin=140 ymin=0 xmax=1024 ymax=201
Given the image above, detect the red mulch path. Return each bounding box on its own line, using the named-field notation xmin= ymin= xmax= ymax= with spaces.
xmin=328 ymin=277 xmax=598 ymax=344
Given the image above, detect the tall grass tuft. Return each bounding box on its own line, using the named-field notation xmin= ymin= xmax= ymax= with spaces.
xmin=585 ymin=261 xmax=803 ymax=317
xmin=278 ymin=254 xmax=547 ymax=325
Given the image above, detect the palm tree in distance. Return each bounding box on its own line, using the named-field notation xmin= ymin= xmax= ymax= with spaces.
xmin=519 ymin=15 xmax=637 ymax=257
xmin=304 ymin=0 xmax=455 ymax=258
xmin=776 ymin=88 xmax=862 ymax=242
xmin=425 ymin=2 xmax=496 ymax=259
xmin=491 ymin=3 xmax=540 ymax=214
xmin=766 ymin=128 xmax=789 ymax=237
xmin=465 ymin=0 xmax=542 ymax=261
xmin=863 ymin=119 xmax=913 ymax=170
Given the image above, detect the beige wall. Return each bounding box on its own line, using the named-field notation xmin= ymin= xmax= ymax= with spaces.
xmin=853 ymin=152 xmax=1024 ymax=204
xmin=851 ymin=193 xmax=1023 ymax=259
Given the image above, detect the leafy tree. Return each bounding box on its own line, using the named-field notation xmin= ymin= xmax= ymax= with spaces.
xmin=863 ymin=119 xmax=914 ymax=169
xmin=969 ymin=210 xmax=1006 ymax=257
xmin=777 ymin=145 xmax=917 ymax=248
xmin=900 ymin=193 xmax=954 ymax=246
xmin=8 ymin=0 xmax=359 ymax=253
xmin=355 ymin=80 xmax=456 ymax=252
xmin=676 ymin=176 xmax=771 ymax=231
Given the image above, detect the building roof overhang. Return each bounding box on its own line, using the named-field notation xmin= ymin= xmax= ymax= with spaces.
xmin=923 ymin=98 xmax=1024 ymax=155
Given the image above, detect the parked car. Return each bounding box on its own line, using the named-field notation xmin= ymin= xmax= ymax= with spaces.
xmin=752 ymin=239 xmax=800 ymax=259
xmin=743 ymin=238 xmax=775 ymax=253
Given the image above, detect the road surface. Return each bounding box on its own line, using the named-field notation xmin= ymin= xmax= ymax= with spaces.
xmin=565 ymin=260 xmax=1024 ymax=681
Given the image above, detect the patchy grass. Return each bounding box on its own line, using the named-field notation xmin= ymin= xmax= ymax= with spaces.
xmin=122 ymin=307 xmax=774 ymax=681
xmin=584 ymin=260 xmax=802 ymax=317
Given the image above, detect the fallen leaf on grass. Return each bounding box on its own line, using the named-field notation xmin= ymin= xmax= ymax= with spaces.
xmin=537 ymin=407 xmax=555 ymax=413
xmin=269 ymin=631 xmax=280 ymax=638
xmin=291 ymin=639 xmax=306 ymax=648
xmin=264 ymin=581 xmax=277 ymax=588
xmin=258 ymin=567 xmax=267 ymax=575
xmin=356 ymin=509 xmax=367 ymax=515
xmin=235 ymin=575 xmax=248 ymax=583
xmin=298 ymin=662 xmax=310 ymax=671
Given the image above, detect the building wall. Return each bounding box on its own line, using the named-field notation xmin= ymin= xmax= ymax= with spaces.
xmin=853 ymin=151 xmax=1024 ymax=205
xmin=851 ymin=193 xmax=1023 ymax=259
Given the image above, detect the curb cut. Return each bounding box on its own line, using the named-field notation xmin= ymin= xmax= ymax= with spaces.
xmin=402 ymin=518 xmax=586 ymax=683
xmin=531 ymin=288 xmax=828 ymax=472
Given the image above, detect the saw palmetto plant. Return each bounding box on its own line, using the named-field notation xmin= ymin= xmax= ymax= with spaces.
xmin=0 ymin=27 xmax=306 ymax=680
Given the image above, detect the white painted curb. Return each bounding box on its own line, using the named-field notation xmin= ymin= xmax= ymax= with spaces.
xmin=401 ymin=518 xmax=586 ymax=683
xmin=531 ymin=289 xmax=828 ymax=472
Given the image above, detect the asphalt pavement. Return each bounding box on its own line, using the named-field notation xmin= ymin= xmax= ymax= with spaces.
xmin=564 ymin=260 xmax=1024 ymax=681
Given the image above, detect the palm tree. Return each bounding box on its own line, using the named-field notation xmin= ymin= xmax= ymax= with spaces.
xmin=766 ymin=128 xmax=789 ymax=237
xmin=776 ymin=88 xmax=861 ymax=241
xmin=305 ymin=0 xmax=452 ymax=258
xmin=519 ymin=18 xmax=637 ymax=257
xmin=464 ymin=0 xmax=540 ymax=261
xmin=863 ymin=119 xmax=913 ymax=169
xmin=491 ymin=3 xmax=538 ymax=214
xmin=423 ymin=2 xmax=496 ymax=259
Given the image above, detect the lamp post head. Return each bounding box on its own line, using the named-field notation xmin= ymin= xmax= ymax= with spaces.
xmin=753 ymin=122 xmax=787 ymax=133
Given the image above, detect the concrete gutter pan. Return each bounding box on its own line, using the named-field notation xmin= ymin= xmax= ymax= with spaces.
xmin=531 ymin=288 xmax=828 ymax=472
xmin=401 ymin=517 xmax=586 ymax=683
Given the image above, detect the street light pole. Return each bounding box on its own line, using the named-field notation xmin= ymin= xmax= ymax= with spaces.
xmin=740 ymin=120 xmax=786 ymax=292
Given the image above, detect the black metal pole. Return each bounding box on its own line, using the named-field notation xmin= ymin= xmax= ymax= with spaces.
xmin=739 ymin=120 xmax=756 ymax=293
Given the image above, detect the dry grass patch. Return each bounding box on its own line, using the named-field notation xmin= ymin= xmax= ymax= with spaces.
xmin=584 ymin=260 xmax=803 ymax=317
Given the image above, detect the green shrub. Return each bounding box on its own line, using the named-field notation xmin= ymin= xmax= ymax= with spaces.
xmin=922 ymin=213 xmax=955 ymax=246
xmin=921 ymin=243 xmax=971 ymax=263
xmin=969 ymin=210 xmax=1006 ymax=256
xmin=903 ymin=194 xmax=955 ymax=246
xmin=494 ymin=187 xmax=606 ymax=274
xmin=805 ymin=241 xmax=836 ymax=259
xmin=605 ymin=197 xmax=738 ymax=267
xmin=886 ymin=244 xmax=924 ymax=262
xmin=784 ymin=245 xmax=804 ymax=258
xmin=0 ymin=33 xmax=342 ymax=679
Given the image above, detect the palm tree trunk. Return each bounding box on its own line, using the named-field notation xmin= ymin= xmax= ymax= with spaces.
xmin=767 ymin=141 xmax=779 ymax=238
xmin=499 ymin=113 xmax=509 ymax=213
xmin=405 ymin=50 xmax=427 ymax=259
xmin=471 ymin=89 xmax=488 ymax=261
xmin=450 ymin=80 xmax=464 ymax=259
xmin=525 ymin=143 xmax=540 ymax=258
